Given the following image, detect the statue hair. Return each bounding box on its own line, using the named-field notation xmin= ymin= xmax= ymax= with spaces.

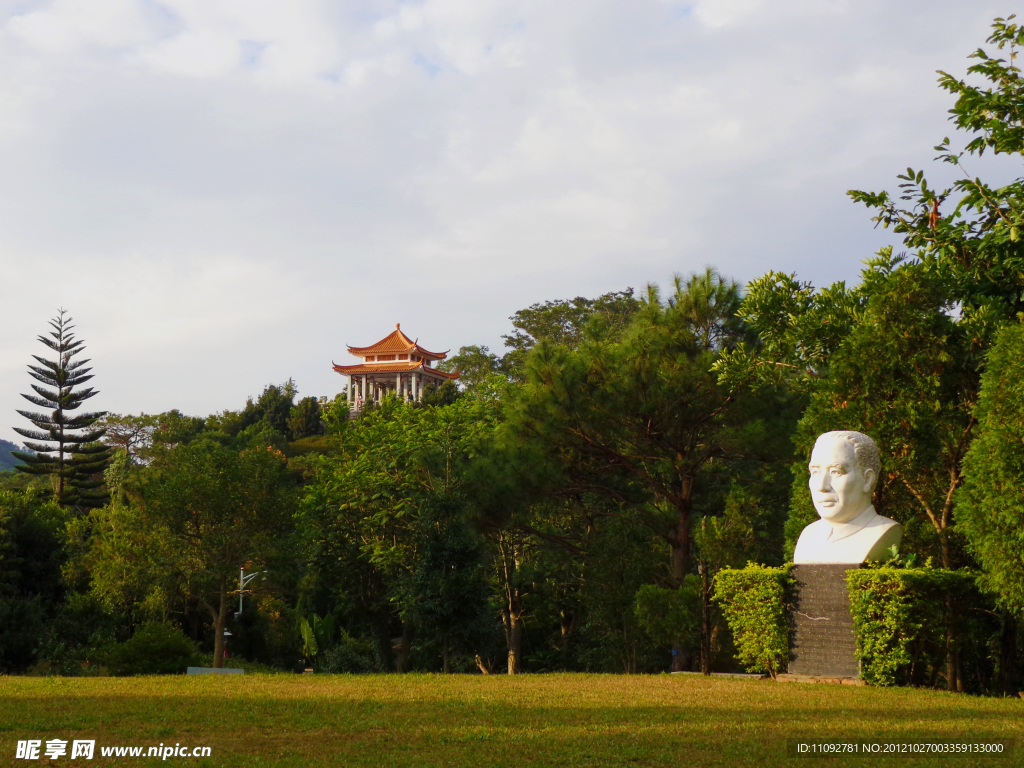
xmin=817 ymin=431 xmax=881 ymax=491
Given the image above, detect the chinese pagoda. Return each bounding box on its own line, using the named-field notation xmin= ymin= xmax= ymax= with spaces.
xmin=333 ymin=324 xmax=459 ymax=410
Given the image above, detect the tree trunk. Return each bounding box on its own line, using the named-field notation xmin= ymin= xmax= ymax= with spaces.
xmin=442 ymin=638 xmax=450 ymax=674
xmin=396 ymin=620 xmax=413 ymax=673
xmin=699 ymin=560 xmax=712 ymax=675
xmin=939 ymin=529 xmax=952 ymax=570
xmin=211 ymin=582 xmax=228 ymax=669
xmin=945 ymin=594 xmax=958 ymax=693
xmin=999 ymin=610 xmax=1018 ymax=696
xmin=475 ymin=654 xmax=493 ymax=674
xmin=669 ymin=507 xmax=693 ymax=672
xmin=559 ymin=610 xmax=576 ymax=654
xmin=502 ymin=598 xmax=525 ymax=674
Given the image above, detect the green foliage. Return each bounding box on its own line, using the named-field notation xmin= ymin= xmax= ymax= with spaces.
xmin=403 ymin=497 xmax=490 ymax=670
xmin=97 ymin=413 xmax=158 ymax=464
xmin=300 ymin=612 xmax=335 ymax=662
xmin=315 ymin=631 xmax=382 ymax=674
xmin=501 ymin=289 xmax=639 ymax=376
xmin=508 ymin=269 xmax=795 ymax=674
xmin=91 ymin=622 xmax=200 ymax=675
xmin=634 ymin=578 xmax=700 ymax=648
xmin=713 ymin=565 xmax=793 ymax=678
xmin=289 ymin=397 xmax=325 ymax=440
xmin=714 ymin=272 xmax=860 ymax=393
xmin=847 ymin=568 xmax=993 ymax=688
xmin=438 ymin=346 xmax=504 ymax=391
xmin=509 ymin=269 xmax=754 ymax=575
xmin=0 ymin=490 xmax=67 ymax=672
xmin=570 ymin=512 xmax=671 ymax=673
xmin=418 ymin=380 xmax=460 ymax=408
xmin=240 ymin=380 xmax=297 ymax=436
xmin=321 ymin=394 xmax=351 ymax=435
xmin=956 ymin=322 xmax=1024 ymax=617
xmin=849 ymin=16 xmax=1024 ymax=325
xmin=300 ymin=394 xmax=501 ymax=670
xmin=132 ymin=437 xmax=297 ymax=666
xmin=153 ymin=410 xmax=207 ymax=447
xmin=13 ymin=310 xmax=113 ymax=508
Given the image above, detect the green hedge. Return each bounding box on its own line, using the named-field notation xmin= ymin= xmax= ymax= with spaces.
xmin=713 ymin=564 xmax=793 ymax=678
xmin=847 ymin=568 xmax=995 ymax=688
xmin=91 ymin=622 xmax=201 ymax=676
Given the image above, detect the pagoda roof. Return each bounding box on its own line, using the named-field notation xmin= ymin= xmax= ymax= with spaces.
xmin=332 ymin=360 xmax=459 ymax=379
xmin=347 ymin=324 xmax=448 ymax=360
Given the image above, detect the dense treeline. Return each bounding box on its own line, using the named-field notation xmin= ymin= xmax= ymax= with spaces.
xmin=2 ymin=17 xmax=1024 ymax=690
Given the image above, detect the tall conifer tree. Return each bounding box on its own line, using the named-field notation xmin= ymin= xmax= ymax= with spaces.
xmin=12 ymin=310 xmax=112 ymax=508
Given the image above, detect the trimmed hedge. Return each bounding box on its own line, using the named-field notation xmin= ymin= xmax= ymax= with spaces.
xmin=713 ymin=564 xmax=793 ymax=678
xmin=715 ymin=564 xmax=1000 ymax=690
xmin=847 ymin=567 xmax=995 ymax=689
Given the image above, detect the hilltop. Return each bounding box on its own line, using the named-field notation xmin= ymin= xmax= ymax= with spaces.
xmin=0 ymin=438 xmax=25 ymax=472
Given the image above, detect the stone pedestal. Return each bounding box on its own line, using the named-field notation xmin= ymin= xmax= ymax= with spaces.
xmin=788 ymin=564 xmax=861 ymax=678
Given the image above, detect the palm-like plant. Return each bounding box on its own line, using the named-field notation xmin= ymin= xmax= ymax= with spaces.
xmin=12 ymin=309 xmax=112 ymax=508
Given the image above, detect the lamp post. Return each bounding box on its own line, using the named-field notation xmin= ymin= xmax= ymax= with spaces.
xmin=235 ymin=568 xmax=265 ymax=619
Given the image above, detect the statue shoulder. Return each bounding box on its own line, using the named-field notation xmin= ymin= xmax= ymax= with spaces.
xmin=865 ymin=511 xmax=901 ymax=532
xmin=862 ymin=517 xmax=904 ymax=562
xmin=796 ymin=518 xmax=828 ymax=539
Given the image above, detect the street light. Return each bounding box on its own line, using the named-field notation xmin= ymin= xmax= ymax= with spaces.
xmin=234 ymin=568 xmax=265 ymax=619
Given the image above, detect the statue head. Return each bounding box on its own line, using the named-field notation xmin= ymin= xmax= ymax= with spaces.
xmin=808 ymin=431 xmax=880 ymax=525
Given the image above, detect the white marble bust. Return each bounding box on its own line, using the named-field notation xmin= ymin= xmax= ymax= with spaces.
xmin=793 ymin=431 xmax=903 ymax=565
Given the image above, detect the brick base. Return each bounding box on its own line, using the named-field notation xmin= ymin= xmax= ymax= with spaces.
xmin=777 ymin=673 xmax=865 ymax=686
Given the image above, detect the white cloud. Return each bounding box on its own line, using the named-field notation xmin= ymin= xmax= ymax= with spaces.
xmin=7 ymin=0 xmax=152 ymax=54
xmin=0 ymin=0 xmax=1014 ymax=441
xmin=691 ymin=0 xmax=764 ymax=29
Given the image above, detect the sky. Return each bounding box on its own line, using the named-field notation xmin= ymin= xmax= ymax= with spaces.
xmin=0 ymin=0 xmax=1015 ymax=443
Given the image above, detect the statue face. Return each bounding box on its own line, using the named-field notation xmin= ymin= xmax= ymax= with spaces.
xmin=808 ymin=436 xmax=875 ymax=525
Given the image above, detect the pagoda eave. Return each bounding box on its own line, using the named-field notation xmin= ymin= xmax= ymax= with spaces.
xmin=332 ymin=363 xmax=459 ymax=380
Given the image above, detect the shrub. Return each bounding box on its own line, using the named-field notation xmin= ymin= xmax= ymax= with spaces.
xmin=315 ymin=631 xmax=381 ymax=674
xmin=634 ymin=577 xmax=700 ymax=650
xmin=713 ymin=564 xmax=792 ymax=678
xmin=91 ymin=622 xmax=200 ymax=675
xmin=847 ymin=567 xmax=996 ymax=689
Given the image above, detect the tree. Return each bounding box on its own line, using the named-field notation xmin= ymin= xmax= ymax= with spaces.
xmin=300 ymin=394 xmax=501 ymax=671
xmin=438 ymin=346 xmax=503 ymax=391
xmin=0 ymin=490 xmax=67 ymax=672
xmin=134 ymin=439 xmax=295 ymax=667
xmin=12 ymin=310 xmax=112 ymax=508
xmin=957 ymin=322 xmax=1024 ymax=617
xmin=240 ymin=381 xmax=297 ymax=436
xmin=849 ymin=16 xmax=1024 ymax=332
xmin=403 ymin=496 xmax=490 ymax=673
xmin=153 ymin=410 xmax=207 ymax=447
xmin=501 ymin=289 xmax=639 ymax=375
xmin=288 ymin=397 xmax=324 ymax=440
xmin=508 ymin=269 xmax=791 ymax=673
xmin=98 ymin=413 xmax=158 ymax=464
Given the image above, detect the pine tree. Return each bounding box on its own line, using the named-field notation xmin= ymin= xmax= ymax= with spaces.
xmin=12 ymin=310 xmax=113 ymax=508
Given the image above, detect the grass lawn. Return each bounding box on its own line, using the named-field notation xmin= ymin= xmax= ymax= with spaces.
xmin=0 ymin=674 xmax=1020 ymax=767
